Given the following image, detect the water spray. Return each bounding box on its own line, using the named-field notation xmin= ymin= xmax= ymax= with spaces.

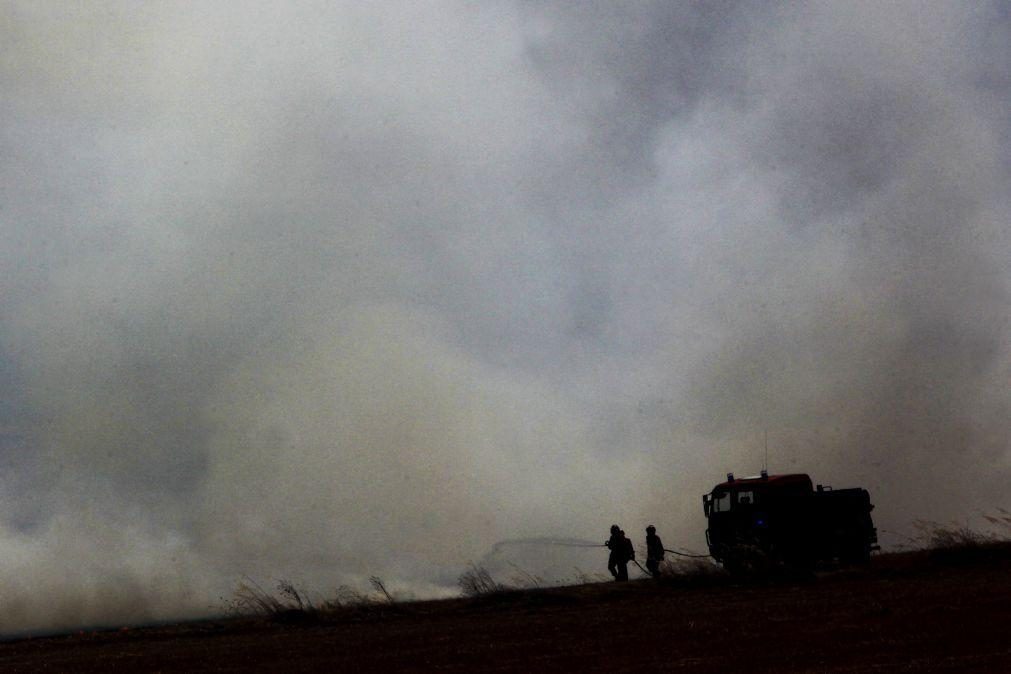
xmin=485 ymin=537 xmax=606 ymax=557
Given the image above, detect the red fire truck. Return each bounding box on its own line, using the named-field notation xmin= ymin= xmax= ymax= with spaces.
xmin=703 ymin=471 xmax=878 ymax=572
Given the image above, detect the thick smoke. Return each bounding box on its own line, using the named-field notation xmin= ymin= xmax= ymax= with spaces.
xmin=0 ymin=2 xmax=1007 ymax=633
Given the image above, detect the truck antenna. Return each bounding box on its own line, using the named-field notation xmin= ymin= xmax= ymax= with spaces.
xmin=763 ymin=429 xmax=768 ymax=473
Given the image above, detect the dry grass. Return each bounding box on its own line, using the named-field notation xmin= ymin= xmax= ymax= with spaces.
xmin=504 ymin=562 xmax=544 ymax=589
xmin=457 ymin=564 xmax=505 ymax=597
xmin=226 ymin=578 xmax=313 ymax=616
xmin=226 ymin=577 xmax=399 ymax=624
xmin=894 ymin=511 xmax=1011 ymax=566
xmin=369 ymin=576 xmax=394 ymax=603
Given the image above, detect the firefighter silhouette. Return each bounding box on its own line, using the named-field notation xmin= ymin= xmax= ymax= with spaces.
xmin=606 ymin=525 xmax=634 ymax=581
xmin=645 ymin=525 xmax=665 ymax=577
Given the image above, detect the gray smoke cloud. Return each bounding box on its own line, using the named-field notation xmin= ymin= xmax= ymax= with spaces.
xmin=0 ymin=1 xmax=1007 ymax=633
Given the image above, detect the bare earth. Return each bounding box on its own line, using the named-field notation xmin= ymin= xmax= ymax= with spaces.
xmin=2 ymin=550 xmax=1008 ymax=673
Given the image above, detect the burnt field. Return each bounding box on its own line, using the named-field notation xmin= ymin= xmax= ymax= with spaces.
xmin=2 ymin=546 xmax=1009 ymax=673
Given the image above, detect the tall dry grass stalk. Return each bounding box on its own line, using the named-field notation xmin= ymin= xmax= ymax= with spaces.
xmin=457 ymin=564 xmax=504 ymax=597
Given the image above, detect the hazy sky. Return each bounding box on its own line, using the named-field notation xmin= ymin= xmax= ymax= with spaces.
xmin=1 ymin=1 xmax=1008 ymax=633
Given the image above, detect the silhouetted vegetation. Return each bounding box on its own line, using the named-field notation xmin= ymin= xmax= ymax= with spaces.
xmin=227 ymin=578 xmax=312 ymax=617
xmin=913 ymin=511 xmax=1011 ymax=565
xmin=457 ymin=564 xmax=505 ymax=597
xmin=225 ymin=577 xmax=399 ymax=624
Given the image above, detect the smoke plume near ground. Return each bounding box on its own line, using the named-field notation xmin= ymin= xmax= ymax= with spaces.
xmin=0 ymin=2 xmax=1007 ymax=633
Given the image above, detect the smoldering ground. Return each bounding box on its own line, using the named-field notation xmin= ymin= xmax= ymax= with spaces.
xmin=0 ymin=2 xmax=1008 ymax=633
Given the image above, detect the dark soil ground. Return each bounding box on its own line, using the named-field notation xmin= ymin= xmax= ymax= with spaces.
xmin=2 ymin=547 xmax=1009 ymax=672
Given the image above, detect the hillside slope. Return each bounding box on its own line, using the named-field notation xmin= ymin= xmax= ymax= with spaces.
xmin=1 ymin=549 xmax=1009 ymax=672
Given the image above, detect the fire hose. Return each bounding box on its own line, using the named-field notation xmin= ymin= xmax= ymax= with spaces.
xmin=663 ymin=547 xmax=712 ymax=559
xmin=485 ymin=538 xmax=712 ymax=581
xmin=632 ymin=559 xmax=651 ymax=575
xmin=631 ymin=549 xmax=711 ymax=577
